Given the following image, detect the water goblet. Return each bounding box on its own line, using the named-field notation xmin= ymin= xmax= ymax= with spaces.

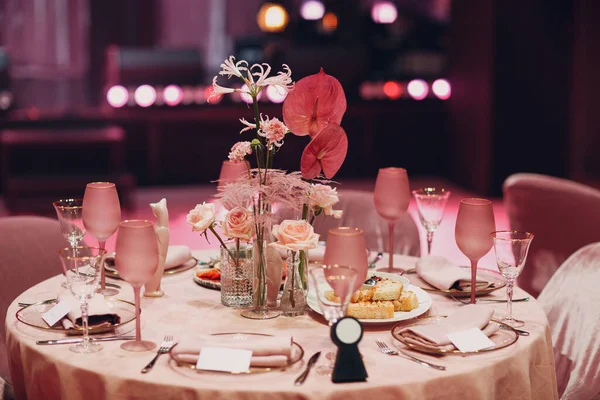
xmin=491 ymin=231 xmax=534 ymax=327
xmin=54 ymin=198 xmax=86 ymax=288
xmin=58 ymin=246 xmax=106 ymax=354
xmin=309 ymin=264 xmax=358 ymax=374
xmin=373 ymin=167 xmax=411 ymax=273
xmin=115 ymin=220 xmax=158 ymax=352
xmin=412 ymin=188 xmax=451 ymax=256
xmin=82 ymin=182 xmax=121 ymax=296
xmin=323 ymin=227 xmax=369 ymax=292
xmin=455 ymin=198 xmax=496 ymax=304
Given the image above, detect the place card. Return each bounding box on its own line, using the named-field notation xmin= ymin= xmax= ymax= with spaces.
xmin=447 ymin=327 xmax=496 ymax=352
xmin=196 ymin=347 xmax=252 ymax=373
xmin=41 ymin=301 xmax=70 ymax=327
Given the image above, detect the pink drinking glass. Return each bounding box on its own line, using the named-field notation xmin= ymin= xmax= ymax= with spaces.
xmin=323 ymin=227 xmax=369 ymax=292
xmin=82 ymin=182 xmax=121 ymax=296
xmin=115 ymin=220 xmax=159 ymax=352
xmin=218 ymin=160 xmax=250 ymax=189
xmin=373 ymin=167 xmax=411 ymax=273
xmin=455 ymin=198 xmax=496 ymax=304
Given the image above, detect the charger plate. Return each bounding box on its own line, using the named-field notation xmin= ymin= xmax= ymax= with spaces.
xmin=391 ymin=316 xmax=519 ymax=355
xmin=16 ymin=298 xmax=136 ymax=334
xmin=414 ymin=267 xmax=507 ymax=298
xmin=105 ymin=257 xmax=198 ymax=279
xmin=169 ymin=332 xmax=304 ymax=374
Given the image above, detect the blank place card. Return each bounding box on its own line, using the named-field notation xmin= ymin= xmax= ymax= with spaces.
xmin=41 ymin=301 xmax=70 ymax=327
xmin=196 ymin=347 xmax=252 ymax=373
xmin=447 ymin=328 xmax=496 ymax=352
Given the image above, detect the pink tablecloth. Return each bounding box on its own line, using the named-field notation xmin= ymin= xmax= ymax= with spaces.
xmin=6 ymin=251 xmax=558 ymax=400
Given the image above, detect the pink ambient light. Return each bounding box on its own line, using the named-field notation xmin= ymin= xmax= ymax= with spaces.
xmin=407 ymin=79 xmax=429 ymax=100
xmin=432 ymin=79 xmax=451 ymax=100
xmin=163 ymin=85 xmax=183 ymax=106
xmin=266 ymin=85 xmax=287 ymax=103
xmin=372 ymin=1 xmax=397 ymax=24
xmin=106 ymin=85 xmax=128 ymax=108
xmin=300 ymin=1 xmax=325 ymax=20
xmin=134 ymin=85 xmax=157 ymax=108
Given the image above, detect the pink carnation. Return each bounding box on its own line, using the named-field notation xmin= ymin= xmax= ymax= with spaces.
xmin=228 ymin=141 xmax=252 ymax=161
xmin=258 ymin=117 xmax=288 ymax=147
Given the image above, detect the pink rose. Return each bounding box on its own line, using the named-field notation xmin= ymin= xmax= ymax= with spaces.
xmin=186 ymin=202 xmax=216 ymax=232
xmin=270 ymin=220 xmax=319 ymax=252
xmin=221 ymin=207 xmax=255 ymax=241
xmin=308 ymin=184 xmax=342 ymax=218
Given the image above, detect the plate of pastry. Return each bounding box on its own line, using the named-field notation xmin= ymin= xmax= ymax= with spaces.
xmin=194 ymin=267 xmax=222 ymax=290
xmin=307 ymin=271 xmax=432 ymax=325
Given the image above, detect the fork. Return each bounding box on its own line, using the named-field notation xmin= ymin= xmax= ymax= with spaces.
xmin=375 ymin=339 xmax=446 ymax=371
xmin=141 ymin=335 xmax=175 ymax=373
xmin=448 ymin=294 xmax=530 ymax=305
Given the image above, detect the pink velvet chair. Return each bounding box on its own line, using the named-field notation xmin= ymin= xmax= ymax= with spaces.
xmin=0 ymin=216 xmax=67 ymax=398
xmin=538 ymin=242 xmax=600 ymax=399
xmin=503 ymin=173 xmax=600 ymax=297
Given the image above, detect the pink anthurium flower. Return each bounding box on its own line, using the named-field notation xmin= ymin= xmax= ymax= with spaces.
xmin=300 ymin=123 xmax=348 ymax=179
xmin=282 ymin=68 xmax=347 ymax=137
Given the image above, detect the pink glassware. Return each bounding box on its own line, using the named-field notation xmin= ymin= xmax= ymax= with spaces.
xmin=323 ymin=227 xmax=369 ymax=292
xmin=373 ymin=167 xmax=411 ymax=273
xmin=82 ymin=182 xmax=121 ymax=296
xmin=455 ymin=198 xmax=496 ymax=304
xmin=218 ymin=160 xmax=249 ymax=188
xmin=115 ymin=220 xmax=159 ymax=352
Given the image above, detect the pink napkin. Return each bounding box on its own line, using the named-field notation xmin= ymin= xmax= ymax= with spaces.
xmin=57 ymin=292 xmax=120 ymax=330
xmin=399 ymin=305 xmax=499 ymax=351
xmin=171 ymin=335 xmax=293 ymax=367
xmin=165 ymin=245 xmax=193 ymax=269
xmin=416 ymin=255 xmax=488 ymax=291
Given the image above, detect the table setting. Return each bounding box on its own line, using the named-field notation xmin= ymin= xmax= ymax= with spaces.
xmin=4 ymin=56 xmax=558 ymax=400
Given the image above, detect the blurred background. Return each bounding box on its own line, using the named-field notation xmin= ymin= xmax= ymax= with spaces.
xmin=0 ymin=0 xmax=597 ymax=214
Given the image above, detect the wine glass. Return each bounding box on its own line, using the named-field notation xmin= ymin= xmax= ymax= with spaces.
xmin=491 ymin=231 xmax=534 ymax=327
xmin=115 ymin=220 xmax=158 ymax=352
xmin=218 ymin=160 xmax=249 ymax=189
xmin=82 ymin=182 xmax=121 ymax=296
xmin=323 ymin=227 xmax=369 ymax=292
xmin=373 ymin=167 xmax=411 ymax=273
xmin=58 ymin=246 xmax=106 ymax=354
xmin=412 ymin=188 xmax=451 ymax=256
xmin=54 ymin=198 xmax=86 ymax=288
xmin=455 ymin=198 xmax=496 ymax=304
xmin=309 ymin=264 xmax=358 ymax=374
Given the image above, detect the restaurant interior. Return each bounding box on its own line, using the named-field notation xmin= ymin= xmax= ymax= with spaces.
xmin=0 ymin=0 xmax=599 ymax=399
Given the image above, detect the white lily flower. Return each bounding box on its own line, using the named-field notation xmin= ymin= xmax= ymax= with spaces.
xmin=239 ymin=117 xmax=256 ymax=134
xmin=262 ymin=64 xmax=294 ymax=94
xmin=208 ymin=77 xmax=236 ymax=103
xmin=218 ymin=56 xmax=248 ymax=79
xmin=251 ymin=63 xmax=272 ymax=87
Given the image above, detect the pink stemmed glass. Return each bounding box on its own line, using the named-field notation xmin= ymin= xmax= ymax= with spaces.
xmin=218 ymin=160 xmax=249 ymax=189
xmin=323 ymin=227 xmax=369 ymax=292
xmin=455 ymin=198 xmax=496 ymax=304
xmin=115 ymin=220 xmax=158 ymax=352
xmin=373 ymin=167 xmax=411 ymax=273
xmin=82 ymin=182 xmax=121 ymax=296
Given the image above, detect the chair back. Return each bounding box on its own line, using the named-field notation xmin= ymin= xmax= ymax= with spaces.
xmin=538 ymin=242 xmax=600 ymax=399
xmin=503 ymin=173 xmax=600 ymax=297
xmin=0 ymin=216 xmax=66 ymax=381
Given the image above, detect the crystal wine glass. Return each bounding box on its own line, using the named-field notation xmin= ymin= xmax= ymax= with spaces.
xmin=373 ymin=167 xmax=411 ymax=273
xmin=412 ymin=188 xmax=451 ymax=256
xmin=491 ymin=230 xmax=534 ymax=327
xmin=54 ymin=198 xmax=86 ymax=288
xmin=58 ymin=246 xmax=106 ymax=354
xmin=309 ymin=264 xmax=358 ymax=374
xmin=323 ymin=227 xmax=369 ymax=292
xmin=115 ymin=220 xmax=158 ymax=352
xmin=82 ymin=182 xmax=121 ymax=296
xmin=455 ymin=198 xmax=496 ymax=304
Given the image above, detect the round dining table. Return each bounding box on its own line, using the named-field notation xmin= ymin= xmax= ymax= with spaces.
xmin=6 ymin=251 xmax=558 ymax=400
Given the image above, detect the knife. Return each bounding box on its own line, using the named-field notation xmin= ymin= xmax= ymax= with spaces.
xmin=36 ymin=336 xmax=135 ymax=345
xmin=294 ymin=351 xmax=321 ymax=386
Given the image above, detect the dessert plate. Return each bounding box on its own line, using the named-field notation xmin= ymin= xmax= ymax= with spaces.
xmin=413 ymin=267 xmax=507 ymax=298
xmin=307 ymin=271 xmax=432 ymax=325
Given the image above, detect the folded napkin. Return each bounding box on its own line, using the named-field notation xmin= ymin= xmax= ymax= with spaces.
xmin=165 ymin=245 xmax=193 ymax=269
xmin=171 ymin=335 xmax=293 ymax=367
xmin=57 ymin=292 xmax=121 ymax=330
xmin=416 ymin=255 xmax=489 ymax=291
xmin=399 ymin=305 xmax=499 ymax=352
xmin=275 ymin=245 xmax=325 ymax=262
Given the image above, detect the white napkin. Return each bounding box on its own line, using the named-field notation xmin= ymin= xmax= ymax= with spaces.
xmin=399 ymin=305 xmax=499 ymax=352
xmin=171 ymin=335 xmax=293 ymax=367
xmin=57 ymin=292 xmax=120 ymax=329
xmin=165 ymin=245 xmax=193 ymax=269
xmin=416 ymin=255 xmax=488 ymax=291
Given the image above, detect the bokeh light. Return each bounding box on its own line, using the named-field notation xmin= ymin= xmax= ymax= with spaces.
xmin=322 ymin=12 xmax=338 ymax=32
xmin=257 ymin=3 xmax=289 ymax=32
xmin=163 ymin=85 xmax=183 ymax=106
xmin=407 ymin=79 xmax=429 ymax=100
xmin=383 ymin=81 xmax=403 ymax=100
xmin=106 ymin=85 xmax=129 ymax=108
xmin=266 ymin=85 xmax=287 ymax=103
xmin=134 ymin=85 xmax=157 ymax=107
xmin=371 ymin=1 xmax=398 ymax=24
xmin=432 ymin=79 xmax=451 ymax=100
xmin=301 ymin=0 xmax=325 ymax=20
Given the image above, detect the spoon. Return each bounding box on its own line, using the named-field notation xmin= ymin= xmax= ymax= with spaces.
xmin=368 ymin=252 xmax=383 ymax=269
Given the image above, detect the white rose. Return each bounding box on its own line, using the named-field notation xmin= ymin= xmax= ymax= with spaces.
xmin=309 ymin=184 xmax=342 ymax=217
xmin=270 ymin=220 xmax=320 ymax=252
xmin=186 ymin=202 xmax=216 ymax=232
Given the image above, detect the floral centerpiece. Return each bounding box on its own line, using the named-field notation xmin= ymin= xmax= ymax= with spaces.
xmin=188 ymin=56 xmax=348 ymax=319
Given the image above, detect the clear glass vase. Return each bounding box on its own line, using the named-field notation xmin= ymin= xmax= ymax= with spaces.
xmin=280 ymin=250 xmax=307 ymax=316
xmin=299 ymin=249 xmax=309 ymax=295
xmin=220 ymin=241 xmax=253 ymax=308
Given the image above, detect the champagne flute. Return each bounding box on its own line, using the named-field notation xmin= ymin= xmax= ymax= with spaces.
xmin=115 ymin=220 xmax=158 ymax=352
xmin=455 ymin=198 xmax=496 ymax=304
xmin=412 ymin=188 xmax=451 ymax=255
xmin=491 ymin=231 xmax=534 ymax=327
xmin=309 ymin=264 xmax=358 ymax=374
xmin=54 ymin=198 xmax=86 ymax=288
xmin=323 ymin=227 xmax=369 ymax=292
xmin=58 ymin=246 xmax=106 ymax=354
xmin=373 ymin=167 xmax=411 ymax=273
xmin=82 ymin=182 xmax=121 ymax=296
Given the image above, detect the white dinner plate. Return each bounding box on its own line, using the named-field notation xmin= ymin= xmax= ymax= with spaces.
xmin=307 ymin=271 xmax=432 ymax=325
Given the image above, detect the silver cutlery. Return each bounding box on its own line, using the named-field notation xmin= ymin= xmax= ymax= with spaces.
xmin=375 ymin=339 xmax=446 ymax=371
xmin=368 ymin=252 xmax=384 ymax=268
xmin=141 ymin=335 xmax=176 ymax=373
xmin=449 ymin=294 xmax=530 ymax=305
xmin=37 ymin=335 xmax=135 ymax=345
xmin=499 ymin=324 xmax=530 ymax=336
xmin=294 ymin=351 xmax=321 ymax=385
